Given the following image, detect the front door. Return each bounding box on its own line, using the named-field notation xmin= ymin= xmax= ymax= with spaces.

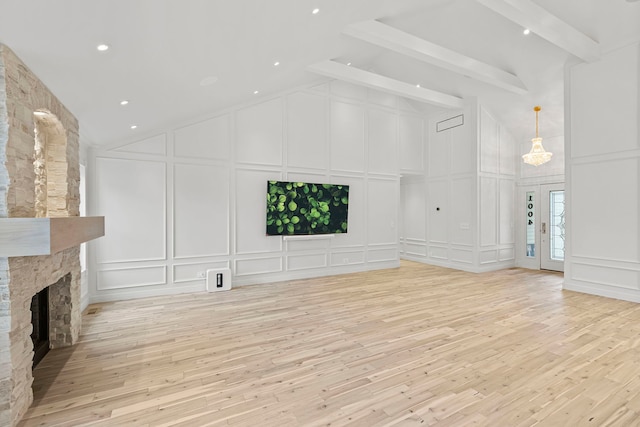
xmin=540 ymin=184 xmax=565 ymax=272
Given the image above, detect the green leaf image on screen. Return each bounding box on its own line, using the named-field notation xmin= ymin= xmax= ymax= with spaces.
xmin=266 ymin=181 xmax=349 ymax=235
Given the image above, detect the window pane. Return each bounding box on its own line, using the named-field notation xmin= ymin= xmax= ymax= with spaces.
xmin=526 ymin=191 xmax=535 ymax=257
xmin=549 ymin=190 xmax=565 ymax=261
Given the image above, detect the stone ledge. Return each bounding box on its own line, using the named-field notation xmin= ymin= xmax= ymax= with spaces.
xmin=0 ymin=217 xmax=104 ymax=257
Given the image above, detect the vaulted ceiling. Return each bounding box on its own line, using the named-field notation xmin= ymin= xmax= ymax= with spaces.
xmin=0 ymin=0 xmax=638 ymax=147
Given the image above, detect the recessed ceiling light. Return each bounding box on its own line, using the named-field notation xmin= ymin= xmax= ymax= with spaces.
xmin=312 ymin=8 xmax=320 ymax=14
xmin=120 ymin=100 xmax=129 ymax=106
xmin=97 ymin=44 xmax=109 ymax=51
xmin=130 ymin=125 xmax=137 ymax=130
xmin=273 ymin=61 xmax=280 ymax=67
xmin=199 ymin=76 xmax=219 ymax=86
xmin=523 ymin=28 xmax=531 ymax=35
xmin=416 ymin=84 xmax=421 ymax=88
xmin=253 ymin=90 xmax=259 ymax=95
xmin=347 ymin=62 xmax=352 ymax=66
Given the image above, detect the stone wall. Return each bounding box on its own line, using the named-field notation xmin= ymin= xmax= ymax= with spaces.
xmin=0 ymin=44 xmax=81 ymax=426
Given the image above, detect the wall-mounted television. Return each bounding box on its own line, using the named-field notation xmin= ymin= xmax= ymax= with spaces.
xmin=266 ymin=180 xmax=349 ymax=236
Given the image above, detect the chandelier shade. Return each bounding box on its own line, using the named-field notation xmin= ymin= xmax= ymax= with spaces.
xmin=522 ymin=106 xmax=552 ymax=166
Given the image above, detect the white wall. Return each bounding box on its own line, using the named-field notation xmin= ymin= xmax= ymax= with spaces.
xmin=564 ymin=42 xmax=640 ymax=302
xmin=88 ymin=82 xmax=425 ymax=302
xmin=478 ymin=106 xmax=516 ymax=269
xmin=400 ymin=101 xmax=517 ymax=272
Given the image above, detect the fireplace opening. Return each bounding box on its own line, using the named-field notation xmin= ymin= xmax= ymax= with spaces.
xmin=30 ymin=287 xmax=50 ymax=368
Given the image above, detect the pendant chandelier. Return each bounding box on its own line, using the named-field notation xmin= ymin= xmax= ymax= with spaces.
xmin=522 ymin=106 xmax=552 ymax=166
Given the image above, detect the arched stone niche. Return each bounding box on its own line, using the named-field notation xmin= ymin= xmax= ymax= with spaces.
xmin=33 ymin=110 xmax=69 ymax=218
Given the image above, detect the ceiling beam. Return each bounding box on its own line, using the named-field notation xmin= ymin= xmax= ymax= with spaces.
xmin=307 ymin=60 xmax=464 ymax=109
xmin=476 ymin=0 xmax=600 ymax=62
xmin=343 ymin=20 xmax=527 ymax=95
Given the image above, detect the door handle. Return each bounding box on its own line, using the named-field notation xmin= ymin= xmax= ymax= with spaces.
xmin=542 ymin=222 xmax=546 ymax=234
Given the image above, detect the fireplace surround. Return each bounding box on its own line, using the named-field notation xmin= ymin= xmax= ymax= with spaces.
xmin=0 ymin=44 xmax=86 ymax=426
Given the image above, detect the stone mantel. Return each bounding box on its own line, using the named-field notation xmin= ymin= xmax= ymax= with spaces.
xmin=0 ymin=216 xmax=104 ymax=257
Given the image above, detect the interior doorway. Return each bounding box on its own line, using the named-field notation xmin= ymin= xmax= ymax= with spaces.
xmin=522 ymin=183 xmax=565 ymax=272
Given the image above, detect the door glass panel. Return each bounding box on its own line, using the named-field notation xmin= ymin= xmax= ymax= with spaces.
xmin=526 ymin=191 xmax=535 ymax=257
xmin=549 ymin=190 xmax=565 ymax=261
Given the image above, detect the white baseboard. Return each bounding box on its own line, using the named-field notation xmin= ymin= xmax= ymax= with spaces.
xmin=563 ymin=280 xmax=640 ymax=303
xmin=88 ymin=261 xmax=400 ymax=303
xmin=89 ymin=283 xmax=205 ymax=304
xmin=400 ymin=256 xmax=515 ymax=274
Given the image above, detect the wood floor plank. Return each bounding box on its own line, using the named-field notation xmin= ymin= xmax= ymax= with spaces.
xmin=17 ymin=261 xmax=640 ymax=426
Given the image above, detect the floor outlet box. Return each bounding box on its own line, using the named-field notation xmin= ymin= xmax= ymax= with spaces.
xmin=206 ymin=268 xmax=232 ymax=292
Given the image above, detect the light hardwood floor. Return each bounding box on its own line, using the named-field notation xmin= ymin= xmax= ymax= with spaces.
xmin=18 ymin=261 xmax=640 ymax=426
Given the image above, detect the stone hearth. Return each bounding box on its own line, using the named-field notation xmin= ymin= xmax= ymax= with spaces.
xmin=0 ymin=44 xmax=81 ymax=426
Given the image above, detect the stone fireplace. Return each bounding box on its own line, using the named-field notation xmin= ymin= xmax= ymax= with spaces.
xmin=0 ymin=44 xmax=83 ymax=426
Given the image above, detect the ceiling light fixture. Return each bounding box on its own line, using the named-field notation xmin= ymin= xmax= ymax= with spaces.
xmin=416 ymin=84 xmax=421 ymax=88
xmin=253 ymin=90 xmax=259 ymax=95
xmin=347 ymin=62 xmax=352 ymax=66
xmin=312 ymin=8 xmax=320 ymax=14
xmin=273 ymin=61 xmax=280 ymax=66
xmin=130 ymin=125 xmax=137 ymax=130
xmin=523 ymin=28 xmax=531 ymax=35
xmin=97 ymin=44 xmax=109 ymax=51
xmin=522 ymin=106 xmax=552 ymax=166
xmin=120 ymin=100 xmax=129 ymax=106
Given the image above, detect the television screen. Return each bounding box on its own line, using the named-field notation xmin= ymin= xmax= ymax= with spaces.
xmin=266 ymin=181 xmax=349 ymax=235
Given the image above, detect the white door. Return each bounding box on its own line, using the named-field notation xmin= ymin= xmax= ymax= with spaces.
xmin=540 ymin=184 xmax=565 ymax=272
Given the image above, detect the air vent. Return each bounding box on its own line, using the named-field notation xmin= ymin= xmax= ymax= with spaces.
xmin=436 ymin=114 xmax=464 ymax=132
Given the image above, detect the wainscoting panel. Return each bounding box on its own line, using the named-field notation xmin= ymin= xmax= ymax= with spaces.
xmin=480 ymin=250 xmax=498 ymax=264
xmin=97 ymin=266 xmax=167 ymax=290
xmin=403 ymin=239 xmax=428 ymax=257
xmin=451 ymin=248 xmax=473 ymax=264
xmin=286 ymin=238 xmax=331 ymax=252
xmin=480 ymin=107 xmax=498 ymax=174
xmin=96 ymin=157 xmax=166 ymax=263
xmin=428 ymin=180 xmax=448 ymax=244
xmin=400 ymin=114 xmax=424 ymax=172
xmin=571 ymin=262 xmax=640 ymax=290
xmin=429 ymin=246 xmax=448 ymax=260
xmin=499 ymin=179 xmax=515 ymax=245
xmin=174 ymin=114 xmax=230 ymax=160
xmin=368 ymin=109 xmax=398 ymax=175
xmin=173 ymin=261 xmax=230 ymax=283
xmin=480 ymin=177 xmax=498 ymax=247
xmin=499 ymin=248 xmax=515 ymax=261
xmin=287 ymin=92 xmax=327 ymax=170
xmin=235 ymin=257 xmax=283 ymax=276
xmin=571 ymin=159 xmax=638 ymax=263
xmin=330 ymin=250 xmax=366 ymax=266
xmin=236 ymin=98 xmax=283 ymax=166
xmin=235 ymin=169 xmax=283 ymax=255
xmin=367 ymin=179 xmax=399 ymax=246
xmin=368 ymin=247 xmax=398 ymax=263
xmin=401 ymin=179 xmax=426 ymax=242
xmin=174 ymin=163 xmax=229 ymax=258
xmin=330 ymin=100 xmax=365 ymax=173
xmin=450 ymin=178 xmax=473 ymax=246
xmin=113 ymin=133 xmax=167 ymax=156
xmin=287 ymin=253 xmax=328 ymax=271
